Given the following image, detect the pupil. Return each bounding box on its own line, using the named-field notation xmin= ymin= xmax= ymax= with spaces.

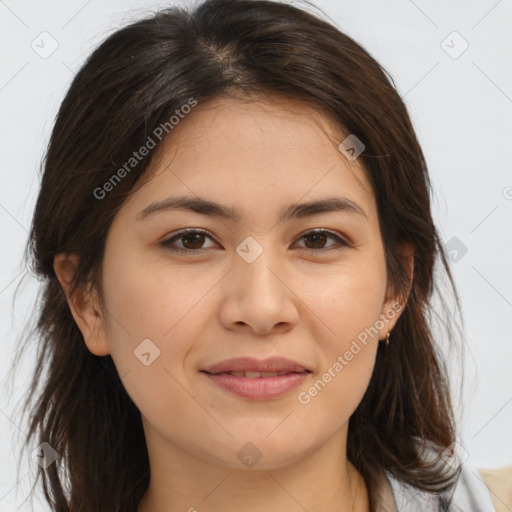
xmin=184 ymin=233 xmax=204 ymax=249
xmin=307 ymin=233 xmax=326 ymax=248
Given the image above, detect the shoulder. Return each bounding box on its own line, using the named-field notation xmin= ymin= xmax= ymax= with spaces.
xmin=447 ymin=460 xmax=498 ymax=512
xmin=382 ymin=442 xmax=497 ymax=511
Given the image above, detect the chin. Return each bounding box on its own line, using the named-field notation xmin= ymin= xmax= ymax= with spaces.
xmin=203 ymin=435 xmax=312 ymax=471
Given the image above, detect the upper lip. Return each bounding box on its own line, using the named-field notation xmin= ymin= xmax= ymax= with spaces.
xmin=201 ymin=356 xmax=312 ymax=374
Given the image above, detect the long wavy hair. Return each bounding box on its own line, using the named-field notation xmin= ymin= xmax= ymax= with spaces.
xmin=9 ymin=0 xmax=465 ymax=510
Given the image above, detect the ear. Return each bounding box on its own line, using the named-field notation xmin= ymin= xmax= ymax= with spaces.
xmin=53 ymin=252 xmax=111 ymax=356
xmin=378 ymin=242 xmax=414 ymax=340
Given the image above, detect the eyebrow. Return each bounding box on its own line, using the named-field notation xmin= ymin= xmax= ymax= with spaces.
xmin=136 ymin=195 xmax=368 ymax=222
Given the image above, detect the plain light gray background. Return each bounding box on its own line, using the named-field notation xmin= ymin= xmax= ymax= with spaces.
xmin=1 ymin=0 xmax=511 ymax=510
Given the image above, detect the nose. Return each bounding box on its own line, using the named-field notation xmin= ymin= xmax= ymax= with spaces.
xmin=218 ymin=243 xmax=299 ymax=335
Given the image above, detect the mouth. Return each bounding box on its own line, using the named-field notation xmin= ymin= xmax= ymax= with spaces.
xmin=201 ymin=355 xmax=312 ymax=375
xmin=202 ymin=370 xmax=311 ymax=378
xmin=200 ymin=369 xmax=312 ymax=400
xmin=199 ymin=356 xmax=312 ymax=399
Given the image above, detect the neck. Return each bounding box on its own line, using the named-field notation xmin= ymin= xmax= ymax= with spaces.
xmin=137 ymin=427 xmax=369 ymax=512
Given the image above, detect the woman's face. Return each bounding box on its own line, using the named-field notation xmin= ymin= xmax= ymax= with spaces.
xmin=60 ymin=95 xmax=409 ymax=470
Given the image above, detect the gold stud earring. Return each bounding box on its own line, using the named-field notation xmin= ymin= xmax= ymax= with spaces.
xmin=386 ymin=330 xmax=390 ymax=345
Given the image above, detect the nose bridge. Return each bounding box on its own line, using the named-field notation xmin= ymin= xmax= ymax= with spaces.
xmin=235 ymin=234 xmax=285 ymax=297
xmin=224 ymin=234 xmax=298 ymax=333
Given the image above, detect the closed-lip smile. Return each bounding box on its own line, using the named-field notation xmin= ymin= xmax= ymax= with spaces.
xmin=201 ymin=356 xmax=312 ymax=375
xmin=200 ymin=356 xmax=312 ymax=400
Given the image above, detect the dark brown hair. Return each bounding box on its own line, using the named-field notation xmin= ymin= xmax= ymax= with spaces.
xmin=10 ymin=0 xmax=465 ymax=510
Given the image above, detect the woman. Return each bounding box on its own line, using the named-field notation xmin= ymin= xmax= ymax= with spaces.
xmin=13 ymin=0 xmax=497 ymax=510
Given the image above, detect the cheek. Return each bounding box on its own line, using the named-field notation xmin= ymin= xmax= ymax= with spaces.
xmin=297 ymin=254 xmax=386 ymax=396
xmin=295 ymin=266 xmax=384 ymax=420
xmin=100 ymin=247 xmax=211 ymax=378
xmin=300 ymin=256 xmax=387 ymax=339
xmin=103 ymin=242 xmax=212 ymax=334
xmin=99 ymin=252 xmax=208 ymax=425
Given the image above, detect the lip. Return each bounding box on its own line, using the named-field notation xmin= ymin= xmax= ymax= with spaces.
xmin=202 ymin=372 xmax=310 ymax=400
xmin=201 ymin=356 xmax=311 ymax=374
xmin=200 ymin=356 xmax=311 ymax=400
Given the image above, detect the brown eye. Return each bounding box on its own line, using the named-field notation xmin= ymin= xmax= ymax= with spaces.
xmin=180 ymin=232 xmax=206 ymax=249
xmin=303 ymin=231 xmax=328 ymax=249
xmin=160 ymin=228 xmax=351 ymax=255
xmin=160 ymin=229 xmax=217 ymax=253
xmin=296 ymin=230 xmax=350 ymax=252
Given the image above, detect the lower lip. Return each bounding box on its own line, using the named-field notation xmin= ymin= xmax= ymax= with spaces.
xmin=201 ymin=372 xmax=309 ymax=400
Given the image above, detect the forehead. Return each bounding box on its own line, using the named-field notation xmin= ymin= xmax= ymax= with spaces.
xmin=144 ymin=94 xmax=368 ymax=173
xmin=126 ymin=94 xmax=376 ymax=223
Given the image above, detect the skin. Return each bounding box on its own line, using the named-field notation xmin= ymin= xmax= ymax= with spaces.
xmin=54 ymin=94 xmax=413 ymax=512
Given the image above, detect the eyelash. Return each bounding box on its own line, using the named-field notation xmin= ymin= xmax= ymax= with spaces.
xmin=160 ymin=228 xmax=353 ymax=254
